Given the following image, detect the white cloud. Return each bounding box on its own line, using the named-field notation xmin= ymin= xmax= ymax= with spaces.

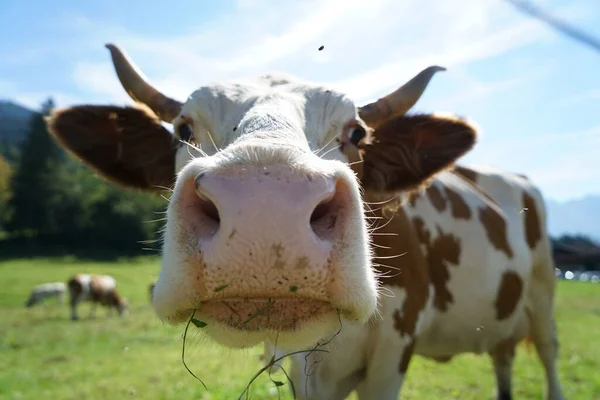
xmin=64 ymin=0 xmax=537 ymax=102
xmin=63 ymin=0 xmax=591 ymax=109
xmin=72 ymin=61 xmax=130 ymax=104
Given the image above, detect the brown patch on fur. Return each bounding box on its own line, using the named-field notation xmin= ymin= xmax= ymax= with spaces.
xmin=452 ymin=165 xmax=478 ymax=183
xmin=522 ymin=192 xmax=542 ymax=249
xmin=452 ymin=166 xmax=499 ymax=206
xmin=426 ymin=184 xmax=446 ymax=212
xmin=89 ymin=277 xmax=126 ymax=311
xmin=47 ymin=105 xmax=177 ymax=192
xmin=406 ymin=191 xmax=421 ymax=208
xmin=368 ymin=196 xmax=429 ymax=338
xmin=399 ymin=340 xmax=415 ymax=374
xmin=478 ymin=206 xmax=514 ymax=258
xmin=495 ymin=271 xmax=523 ymax=320
xmin=444 ymin=186 xmax=472 ymax=220
xmin=359 ymin=114 xmax=478 ymax=194
xmin=67 ymin=276 xmax=83 ymax=307
xmin=412 ymin=218 xmax=462 ymax=312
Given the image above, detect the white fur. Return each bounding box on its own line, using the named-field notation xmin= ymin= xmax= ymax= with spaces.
xmin=153 ymin=74 xmax=378 ymax=350
xmin=25 ymin=282 xmax=66 ymax=307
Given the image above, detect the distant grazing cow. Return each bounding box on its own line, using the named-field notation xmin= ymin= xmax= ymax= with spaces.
xmin=67 ymin=274 xmax=128 ymax=320
xmin=25 ymin=282 xmax=66 ymax=307
xmin=48 ymin=44 xmax=564 ymax=399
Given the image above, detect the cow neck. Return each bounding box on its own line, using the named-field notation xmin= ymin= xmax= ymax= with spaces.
xmin=365 ymin=193 xmax=429 ymax=337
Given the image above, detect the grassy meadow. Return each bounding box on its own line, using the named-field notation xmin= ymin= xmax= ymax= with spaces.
xmin=1 ymin=257 xmax=599 ymax=399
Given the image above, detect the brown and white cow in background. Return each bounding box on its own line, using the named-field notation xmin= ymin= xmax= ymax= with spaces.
xmin=47 ymin=44 xmax=564 ymax=399
xmin=25 ymin=282 xmax=66 ymax=307
xmin=67 ymin=274 xmax=128 ymax=320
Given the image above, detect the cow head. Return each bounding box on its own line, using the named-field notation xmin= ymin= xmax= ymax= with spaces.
xmin=47 ymin=44 xmax=477 ymax=351
xmin=110 ymin=290 xmax=129 ymax=317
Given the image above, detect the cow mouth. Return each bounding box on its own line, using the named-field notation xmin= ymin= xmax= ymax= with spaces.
xmin=200 ymin=298 xmax=334 ymax=331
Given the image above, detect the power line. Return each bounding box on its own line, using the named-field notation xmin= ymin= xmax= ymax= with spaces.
xmin=504 ymin=0 xmax=600 ymax=53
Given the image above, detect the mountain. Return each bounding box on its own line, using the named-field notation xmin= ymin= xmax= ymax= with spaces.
xmin=0 ymin=100 xmax=35 ymax=144
xmin=546 ymin=195 xmax=600 ymax=243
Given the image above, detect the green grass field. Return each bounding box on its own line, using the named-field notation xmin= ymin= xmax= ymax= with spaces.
xmin=1 ymin=257 xmax=599 ymax=400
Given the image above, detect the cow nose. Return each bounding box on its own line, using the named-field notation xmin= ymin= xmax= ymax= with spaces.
xmin=189 ymin=169 xmax=343 ymax=242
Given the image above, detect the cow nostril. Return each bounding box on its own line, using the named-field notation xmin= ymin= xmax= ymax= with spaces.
xmin=195 ymin=180 xmax=220 ymax=223
xmin=310 ymin=179 xmax=346 ymax=239
xmin=311 ymin=197 xmax=333 ymax=223
xmin=198 ymin=196 xmax=220 ymax=223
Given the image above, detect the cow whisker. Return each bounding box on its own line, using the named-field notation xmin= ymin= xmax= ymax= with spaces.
xmin=143 ymin=218 xmax=167 ymax=224
xmin=314 ymin=135 xmax=339 ymax=157
xmin=363 ymin=195 xmax=398 ymax=206
xmin=370 ymin=242 xmax=392 ymax=250
xmin=373 ymin=262 xmax=405 ymax=272
xmin=347 ymin=159 xmax=364 ymax=167
xmin=318 ymin=144 xmax=342 ymax=159
xmin=377 ymin=286 xmax=397 ymax=298
xmin=367 ymin=216 xmax=396 ymax=232
xmin=182 ymin=139 xmax=209 ymax=158
xmin=138 ymin=238 xmax=159 ymax=244
xmin=205 ymin=129 xmax=221 ymax=153
xmin=150 ymin=184 xmax=174 ymax=192
xmin=373 ymin=252 xmax=408 ymax=260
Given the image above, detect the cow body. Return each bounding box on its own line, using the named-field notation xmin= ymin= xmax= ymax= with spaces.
xmin=25 ymin=282 xmax=66 ymax=307
xmin=67 ymin=274 xmax=128 ymax=320
xmin=267 ymin=165 xmax=562 ymax=399
xmin=48 ymin=44 xmax=564 ymax=399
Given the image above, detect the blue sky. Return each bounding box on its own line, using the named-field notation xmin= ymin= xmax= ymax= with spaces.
xmin=1 ymin=0 xmax=599 ymax=202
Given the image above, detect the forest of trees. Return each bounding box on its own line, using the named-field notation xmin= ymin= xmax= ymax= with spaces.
xmin=0 ymin=99 xmax=166 ymax=259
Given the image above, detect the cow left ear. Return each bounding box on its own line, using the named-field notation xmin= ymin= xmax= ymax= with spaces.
xmin=358 ymin=114 xmax=478 ymax=193
xmin=47 ymin=105 xmax=178 ymax=192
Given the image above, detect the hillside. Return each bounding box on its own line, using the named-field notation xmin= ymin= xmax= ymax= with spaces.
xmin=0 ymin=100 xmax=35 ymax=144
xmin=546 ymin=195 xmax=600 ymax=243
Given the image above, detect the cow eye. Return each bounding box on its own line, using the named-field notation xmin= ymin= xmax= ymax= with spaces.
xmin=177 ymin=123 xmax=193 ymax=142
xmin=350 ymin=126 xmax=366 ymax=146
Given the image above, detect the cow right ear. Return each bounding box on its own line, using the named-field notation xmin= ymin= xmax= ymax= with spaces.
xmin=358 ymin=113 xmax=478 ymax=194
xmin=47 ymin=105 xmax=179 ymax=192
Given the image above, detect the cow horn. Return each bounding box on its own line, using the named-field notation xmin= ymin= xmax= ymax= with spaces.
xmin=358 ymin=66 xmax=446 ymax=128
xmin=105 ymin=43 xmax=183 ymax=123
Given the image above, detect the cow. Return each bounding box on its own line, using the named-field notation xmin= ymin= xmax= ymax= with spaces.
xmin=24 ymin=282 xmax=66 ymax=307
xmin=67 ymin=274 xmax=129 ymax=320
xmin=47 ymin=43 xmax=564 ymax=399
